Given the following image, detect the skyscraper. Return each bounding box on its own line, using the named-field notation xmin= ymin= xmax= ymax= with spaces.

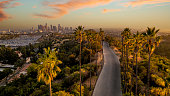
xmin=53 ymin=26 xmax=57 ymax=32
xmin=45 ymin=23 xmax=48 ymax=32
xmin=70 ymin=27 xmax=72 ymax=31
xmin=58 ymin=24 xmax=61 ymax=32
xmin=50 ymin=25 xmax=53 ymax=31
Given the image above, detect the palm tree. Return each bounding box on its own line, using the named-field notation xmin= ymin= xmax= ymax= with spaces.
xmin=142 ymin=27 xmax=161 ymax=96
xmin=121 ymin=31 xmax=125 ymax=92
xmin=37 ymin=47 xmax=62 ymax=96
xmin=99 ymin=28 xmax=104 ymax=45
xmin=132 ymin=32 xmax=144 ymax=96
xmin=121 ymin=28 xmax=131 ymax=93
xmin=74 ymin=26 xmax=84 ymax=96
xmin=94 ymin=32 xmax=101 ymax=76
xmin=99 ymin=28 xmax=104 ymax=69
xmin=85 ymin=29 xmax=94 ymax=90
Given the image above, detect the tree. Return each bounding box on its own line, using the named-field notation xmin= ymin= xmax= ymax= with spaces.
xmin=53 ymin=91 xmax=73 ymax=96
xmin=74 ymin=26 xmax=84 ymax=96
xmin=85 ymin=29 xmax=94 ymax=90
xmin=37 ymin=47 xmax=62 ymax=96
xmin=142 ymin=27 xmax=161 ymax=96
xmin=121 ymin=28 xmax=131 ymax=93
xmin=99 ymin=28 xmax=104 ymax=45
xmin=132 ymin=32 xmax=144 ymax=96
xmin=71 ymin=83 xmax=84 ymax=96
xmin=94 ymin=32 xmax=101 ymax=76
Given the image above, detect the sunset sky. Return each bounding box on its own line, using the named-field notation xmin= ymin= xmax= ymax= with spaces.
xmin=0 ymin=0 xmax=170 ymax=32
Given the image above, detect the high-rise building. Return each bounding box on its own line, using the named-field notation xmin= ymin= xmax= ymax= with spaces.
xmin=58 ymin=24 xmax=61 ymax=32
xmin=45 ymin=23 xmax=48 ymax=31
xmin=8 ymin=29 xmax=10 ymax=32
xmin=50 ymin=25 xmax=53 ymax=31
xmin=53 ymin=26 xmax=57 ymax=32
xmin=38 ymin=24 xmax=44 ymax=32
xmin=70 ymin=27 xmax=72 ymax=31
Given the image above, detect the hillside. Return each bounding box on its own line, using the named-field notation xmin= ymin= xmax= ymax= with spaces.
xmin=155 ymin=35 xmax=170 ymax=59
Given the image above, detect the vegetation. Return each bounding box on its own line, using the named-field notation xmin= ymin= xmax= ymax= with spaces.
xmin=37 ymin=47 xmax=62 ymax=96
xmin=0 ymin=68 xmax=13 ymax=80
xmin=106 ymin=27 xmax=170 ymax=96
xmin=0 ymin=27 xmax=104 ymax=96
xmin=1 ymin=26 xmax=169 ymax=96
xmin=155 ymin=35 xmax=170 ymax=59
xmin=0 ymin=46 xmax=19 ymax=64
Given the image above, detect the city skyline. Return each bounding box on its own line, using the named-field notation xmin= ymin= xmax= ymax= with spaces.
xmin=0 ymin=0 xmax=170 ymax=32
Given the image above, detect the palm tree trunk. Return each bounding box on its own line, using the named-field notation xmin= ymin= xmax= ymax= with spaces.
xmin=96 ymin=42 xmax=98 ymax=76
xmin=90 ymin=43 xmax=92 ymax=91
xmin=80 ymin=42 xmax=82 ymax=96
xmin=126 ymin=44 xmax=129 ymax=93
xmin=101 ymin=40 xmax=103 ymax=69
xmin=49 ymin=81 xmax=52 ymax=96
xmin=130 ymin=52 xmax=135 ymax=96
xmin=135 ymin=53 xmax=138 ymax=96
xmin=121 ymin=37 xmax=125 ymax=93
xmin=147 ymin=52 xmax=151 ymax=96
xmin=124 ymin=44 xmax=126 ymax=93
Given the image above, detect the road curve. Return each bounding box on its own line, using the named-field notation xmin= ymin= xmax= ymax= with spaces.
xmin=93 ymin=42 xmax=122 ymax=96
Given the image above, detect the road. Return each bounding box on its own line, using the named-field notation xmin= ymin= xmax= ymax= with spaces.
xmin=93 ymin=42 xmax=122 ymax=96
xmin=0 ymin=63 xmax=31 ymax=86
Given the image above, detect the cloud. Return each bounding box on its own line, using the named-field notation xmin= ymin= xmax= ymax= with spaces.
xmin=0 ymin=0 xmax=12 ymax=21
xmin=0 ymin=9 xmax=9 ymax=21
xmin=32 ymin=5 xmax=37 ymax=8
xmin=102 ymin=9 xmax=120 ymax=13
xmin=155 ymin=3 xmax=170 ymax=6
xmin=9 ymin=2 xmax=23 ymax=8
xmin=33 ymin=13 xmax=57 ymax=19
xmin=0 ymin=0 xmax=12 ymax=8
xmin=34 ymin=0 xmax=115 ymax=19
xmin=124 ymin=0 xmax=170 ymax=7
xmin=0 ymin=0 xmax=22 ymax=21
xmin=84 ymin=12 xmax=92 ymax=15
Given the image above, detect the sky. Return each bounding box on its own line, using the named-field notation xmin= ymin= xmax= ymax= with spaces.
xmin=0 ymin=0 xmax=170 ymax=32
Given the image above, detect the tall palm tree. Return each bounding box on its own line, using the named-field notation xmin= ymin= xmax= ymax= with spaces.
xmin=74 ymin=26 xmax=84 ymax=96
xmin=121 ymin=28 xmax=131 ymax=93
xmin=121 ymin=31 xmax=125 ymax=92
xmin=85 ymin=29 xmax=94 ymax=90
xmin=94 ymin=32 xmax=101 ymax=76
xmin=142 ymin=27 xmax=161 ymax=96
xmin=99 ymin=28 xmax=104 ymax=45
xmin=37 ymin=47 xmax=62 ymax=96
xmin=133 ymin=32 xmax=144 ymax=96
xmin=99 ymin=28 xmax=105 ymax=69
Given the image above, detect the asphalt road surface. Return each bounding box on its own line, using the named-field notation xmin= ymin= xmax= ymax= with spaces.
xmin=93 ymin=42 xmax=122 ymax=96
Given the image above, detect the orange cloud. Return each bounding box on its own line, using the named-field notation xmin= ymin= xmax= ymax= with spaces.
xmin=32 ymin=5 xmax=37 ymax=8
xmin=0 ymin=9 xmax=9 ymax=21
xmin=0 ymin=0 xmax=22 ymax=21
xmin=34 ymin=0 xmax=115 ymax=19
xmin=0 ymin=0 xmax=12 ymax=21
xmin=102 ymin=9 xmax=120 ymax=13
xmin=9 ymin=2 xmax=23 ymax=8
xmin=124 ymin=0 xmax=170 ymax=7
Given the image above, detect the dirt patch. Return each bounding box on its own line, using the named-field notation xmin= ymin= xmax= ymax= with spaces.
xmin=129 ymin=55 xmax=143 ymax=62
xmin=111 ymin=46 xmax=121 ymax=59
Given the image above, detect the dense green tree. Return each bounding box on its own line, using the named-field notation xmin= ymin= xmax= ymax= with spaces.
xmin=132 ymin=32 xmax=144 ymax=96
xmin=74 ymin=26 xmax=84 ymax=96
xmin=37 ymin=47 xmax=62 ymax=96
xmin=0 ymin=68 xmax=13 ymax=80
xmin=121 ymin=28 xmax=131 ymax=93
xmin=142 ymin=27 xmax=161 ymax=96
xmin=0 ymin=46 xmax=19 ymax=64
